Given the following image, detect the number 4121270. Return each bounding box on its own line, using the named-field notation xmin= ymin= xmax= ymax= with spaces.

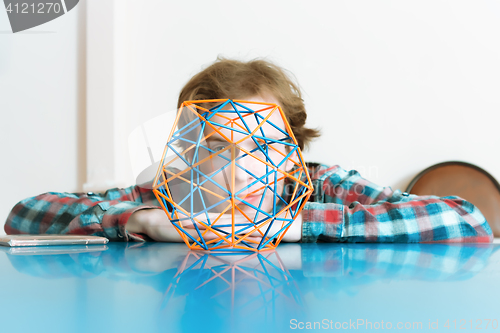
xmin=5 ymin=3 xmax=63 ymax=14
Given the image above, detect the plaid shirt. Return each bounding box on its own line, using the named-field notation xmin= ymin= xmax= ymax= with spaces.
xmin=4 ymin=164 xmax=494 ymax=243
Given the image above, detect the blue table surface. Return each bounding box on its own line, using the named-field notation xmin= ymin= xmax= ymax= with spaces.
xmin=1 ymin=242 xmax=499 ymax=333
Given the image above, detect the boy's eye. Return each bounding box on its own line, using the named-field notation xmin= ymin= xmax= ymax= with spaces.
xmin=256 ymin=143 xmax=271 ymax=152
xmin=211 ymin=145 xmax=227 ymax=153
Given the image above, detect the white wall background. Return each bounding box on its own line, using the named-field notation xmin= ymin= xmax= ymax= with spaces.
xmin=112 ymin=0 xmax=500 ymax=192
xmin=0 ymin=2 xmax=85 ymax=235
xmin=1 ymin=0 xmax=500 ymax=235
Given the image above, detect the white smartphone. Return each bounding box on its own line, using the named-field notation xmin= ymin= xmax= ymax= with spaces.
xmin=0 ymin=234 xmax=109 ymax=247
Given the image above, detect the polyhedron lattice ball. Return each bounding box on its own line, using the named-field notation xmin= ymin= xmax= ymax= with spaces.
xmin=152 ymin=99 xmax=313 ymax=252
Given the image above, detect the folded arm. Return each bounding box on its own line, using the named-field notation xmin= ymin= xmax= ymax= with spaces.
xmin=301 ymin=164 xmax=494 ymax=243
xmin=4 ymin=187 xmax=160 ymax=241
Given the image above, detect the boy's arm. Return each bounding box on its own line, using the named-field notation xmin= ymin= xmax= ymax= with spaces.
xmin=301 ymin=165 xmax=494 ymax=243
xmin=4 ymin=186 xmax=162 ymax=241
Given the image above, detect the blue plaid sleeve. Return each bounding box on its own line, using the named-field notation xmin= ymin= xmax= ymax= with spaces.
xmin=4 ymin=185 xmax=162 ymax=242
xmin=301 ymin=164 xmax=494 ymax=243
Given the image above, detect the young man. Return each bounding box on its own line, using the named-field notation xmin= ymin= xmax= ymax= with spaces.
xmin=4 ymin=58 xmax=494 ymax=244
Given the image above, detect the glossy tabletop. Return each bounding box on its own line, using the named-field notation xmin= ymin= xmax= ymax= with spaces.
xmin=1 ymin=242 xmax=499 ymax=333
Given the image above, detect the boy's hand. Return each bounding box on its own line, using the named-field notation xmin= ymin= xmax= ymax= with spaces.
xmin=127 ymin=209 xmax=265 ymax=243
xmin=183 ymin=212 xmax=263 ymax=243
xmin=183 ymin=210 xmax=303 ymax=243
xmin=127 ymin=209 xmax=185 ymax=242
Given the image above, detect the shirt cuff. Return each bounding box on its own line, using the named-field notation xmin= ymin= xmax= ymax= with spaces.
xmin=100 ymin=202 xmax=162 ymax=242
xmin=301 ymin=202 xmax=345 ymax=243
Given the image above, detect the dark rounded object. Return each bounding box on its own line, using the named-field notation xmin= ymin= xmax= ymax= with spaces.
xmin=406 ymin=161 xmax=500 ymax=237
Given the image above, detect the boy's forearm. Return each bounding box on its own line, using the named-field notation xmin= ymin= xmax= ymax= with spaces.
xmin=282 ymin=211 xmax=303 ymax=242
xmin=4 ymin=190 xmax=156 ymax=242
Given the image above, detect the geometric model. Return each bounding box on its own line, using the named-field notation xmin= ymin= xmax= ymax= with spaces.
xmin=152 ymin=99 xmax=314 ymax=252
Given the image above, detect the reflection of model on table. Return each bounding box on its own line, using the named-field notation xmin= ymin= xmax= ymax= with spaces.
xmin=3 ymin=243 xmax=496 ymax=288
xmin=4 ymin=58 xmax=494 ymax=244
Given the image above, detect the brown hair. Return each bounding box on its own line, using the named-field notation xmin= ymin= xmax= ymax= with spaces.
xmin=177 ymin=57 xmax=320 ymax=150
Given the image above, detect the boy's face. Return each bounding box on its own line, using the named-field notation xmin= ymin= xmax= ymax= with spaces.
xmin=194 ymin=94 xmax=294 ymax=217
